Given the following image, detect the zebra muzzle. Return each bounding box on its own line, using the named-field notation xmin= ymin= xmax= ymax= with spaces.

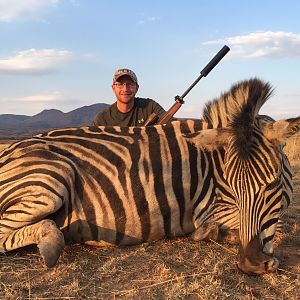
xmin=237 ymin=235 xmax=278 ymax=275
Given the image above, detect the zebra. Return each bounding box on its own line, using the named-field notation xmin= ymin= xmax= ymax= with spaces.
xmin=0 ymin=78 xmax=299 ymax=275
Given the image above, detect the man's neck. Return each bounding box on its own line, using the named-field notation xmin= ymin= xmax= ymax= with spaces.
xmin=116 ymin=99 xmax=135 ymax=113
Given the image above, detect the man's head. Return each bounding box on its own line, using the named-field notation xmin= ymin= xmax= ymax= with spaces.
xmin=113 ymin=68 xmax=138 ymax=85
xmin=112 ymin=68 xmax=139 ymax=112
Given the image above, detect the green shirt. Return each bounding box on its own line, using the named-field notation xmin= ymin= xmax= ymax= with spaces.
xmin=93 ymin=97 xmax=166 ymax=126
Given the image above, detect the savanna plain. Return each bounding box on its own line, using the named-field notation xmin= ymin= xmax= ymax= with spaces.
xmin=0 ymin=135 xmax=299 ymax=300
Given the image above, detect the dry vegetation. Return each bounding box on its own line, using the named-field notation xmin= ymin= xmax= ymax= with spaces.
xmin=0 ymin=137 xmax=299 ymax=300
xmin=285 ymin=133 xmax=300 ymax=166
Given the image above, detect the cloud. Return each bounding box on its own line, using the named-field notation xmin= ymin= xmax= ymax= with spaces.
xmin=0 ymin=48 xmax=72 ymax=75
xmin=203 ymin=31 xmax=300 ymax=59
xmin=137 ymin=12 xmax=161 ymax=25
xmin=0 ymin=91 xmax=86 ymax=115
xmin=0 ymin=0 xmax=59 ymax=22
xmin=19 ymin=91 xmax=64 ymax=102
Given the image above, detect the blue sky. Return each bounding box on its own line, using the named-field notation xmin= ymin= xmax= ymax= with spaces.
xmin=0 ymin=0 xmax=299 ymax=119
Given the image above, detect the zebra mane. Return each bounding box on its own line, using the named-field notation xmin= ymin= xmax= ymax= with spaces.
xmin=202 ymin=78 xmax=274 ymax=129
xmin=202 ymin=78 xmax=274 ymax=159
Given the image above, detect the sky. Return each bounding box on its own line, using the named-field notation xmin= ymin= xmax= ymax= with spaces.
xmin=0 ymin=0 xmax=299 ymax=120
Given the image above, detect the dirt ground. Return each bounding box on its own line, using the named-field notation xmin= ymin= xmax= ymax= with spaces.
xmin=0 ymin=153 xmax=299 ymax=299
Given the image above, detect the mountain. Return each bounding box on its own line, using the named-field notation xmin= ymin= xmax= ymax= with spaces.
xmin=0 ymin=103 xmax=109 ymax=139
xmin=0 ymin=114 xmax=30 ymax=127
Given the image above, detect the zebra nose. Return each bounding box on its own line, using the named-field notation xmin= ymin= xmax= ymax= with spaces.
xmin=237 ymin=234 xmax=279 ymax=275
xmin=264 ymin=256 xmax=279 ymax=273
xmin=237 ymin=255 xmax=279 ymax=275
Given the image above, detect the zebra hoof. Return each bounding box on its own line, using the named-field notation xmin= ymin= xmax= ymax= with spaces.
xmin=37 ymin=221 xmax=65 ymax=268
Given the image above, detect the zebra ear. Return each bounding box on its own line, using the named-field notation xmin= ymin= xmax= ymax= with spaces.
xmin=183 ymin=128 xmax=231 ymax=151
xmin=263 ymin=116 xmax=300 ymax=145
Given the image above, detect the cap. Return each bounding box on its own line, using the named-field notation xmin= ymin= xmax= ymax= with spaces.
xmin=113 ymin=68 xmax=138 ymax=84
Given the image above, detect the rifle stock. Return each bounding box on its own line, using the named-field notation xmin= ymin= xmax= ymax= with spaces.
xmin=144 ymin=45 xmax=230 ymax=126
xmin=157 ymin=96 xmax=183 ymax=124
xmin=143 ymin=97 xmax=183 ymax=126
xmin=143 ymin=112 xmax=159 ymax=126
xmin=157 ymin=102 xmax=182 ymax=124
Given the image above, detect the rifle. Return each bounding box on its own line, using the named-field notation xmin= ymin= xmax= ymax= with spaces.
xmin=144 ymin=45 xmax=230 ymax=126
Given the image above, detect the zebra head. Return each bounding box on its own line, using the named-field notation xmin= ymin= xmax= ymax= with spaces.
xmin=225 ymin=115 xmax=299 ymax=275
xmin=185 ymin=78 xmax=300 ymax=275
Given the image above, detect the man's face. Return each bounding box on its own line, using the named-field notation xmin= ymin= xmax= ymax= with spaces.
xmin=112 ymin=76 xmax=139 ymax=105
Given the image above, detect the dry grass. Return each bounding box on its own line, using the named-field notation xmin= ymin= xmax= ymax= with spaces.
xmin=0 ymin=139 xmax=300 ymax=299
xmin=285 ymin=133 xmax=300 ymax=165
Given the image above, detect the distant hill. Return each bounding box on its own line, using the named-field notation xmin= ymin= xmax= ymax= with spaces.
xmin=0 ymin=103 xmax=109 ymax=139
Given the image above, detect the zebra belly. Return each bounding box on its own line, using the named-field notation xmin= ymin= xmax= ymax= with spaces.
xmin=57 ymin=200 xmax=194 ymax=246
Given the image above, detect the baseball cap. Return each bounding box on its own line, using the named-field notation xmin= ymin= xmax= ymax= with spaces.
xmin=113 ymin=68 xmax=138 ymax=84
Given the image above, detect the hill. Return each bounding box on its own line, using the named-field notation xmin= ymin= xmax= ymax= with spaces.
xmin=0 ymin=103 xmax=109 ymax=139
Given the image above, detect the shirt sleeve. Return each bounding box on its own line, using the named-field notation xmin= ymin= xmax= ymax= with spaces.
xmin=152 ymin=101 xmax=166 ymax=117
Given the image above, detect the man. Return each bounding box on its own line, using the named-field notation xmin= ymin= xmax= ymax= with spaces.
xmin=93 ymin=68 xmax=166 ymax=126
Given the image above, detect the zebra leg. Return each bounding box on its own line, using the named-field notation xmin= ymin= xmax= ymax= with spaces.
xmin=0 ymin=188 xmax=68 ymax=267
xmin=0 ymin=219 xmax=65 ymax=267
xmin=0 ymin=162 xmax=72 ymax=267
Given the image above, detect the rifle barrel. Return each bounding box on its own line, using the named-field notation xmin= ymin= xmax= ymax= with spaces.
xmin=200 ymin=45 xmax=230 ymax=77
xmin=146 ymin=45 xmax=230 ymax=126
xmin=181 ymin=45 xmax=230 ymax=99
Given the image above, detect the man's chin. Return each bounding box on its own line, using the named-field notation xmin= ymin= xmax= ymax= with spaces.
xmin=119 ymin=97 xmax=134 ymax=103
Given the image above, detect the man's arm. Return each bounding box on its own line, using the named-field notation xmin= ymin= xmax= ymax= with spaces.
xmin=152 ymin=101 xmax=166 ymax=118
